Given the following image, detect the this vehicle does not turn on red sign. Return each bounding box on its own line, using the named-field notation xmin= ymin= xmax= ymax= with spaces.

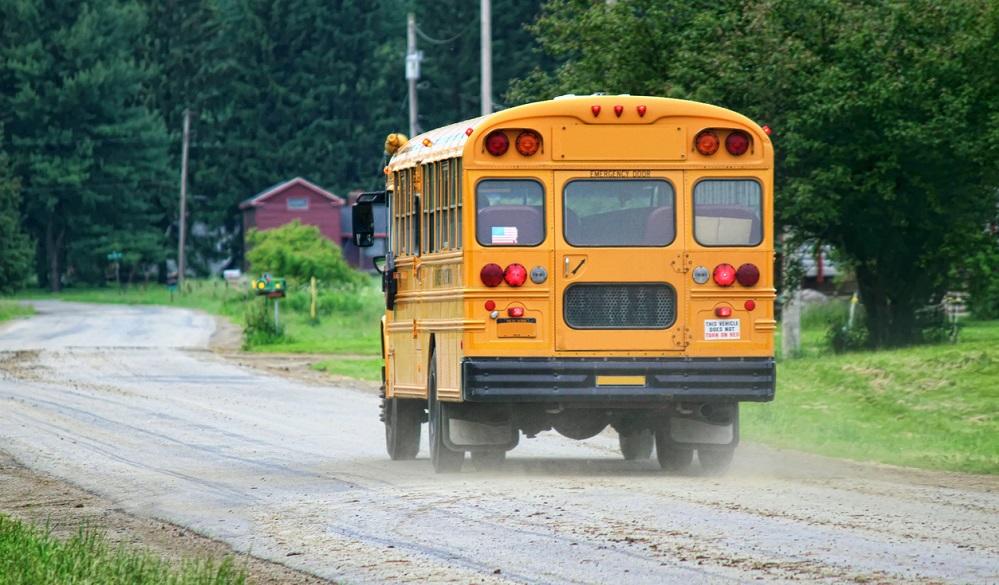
xmin=704 ymin=319 xmax=741 ymax=340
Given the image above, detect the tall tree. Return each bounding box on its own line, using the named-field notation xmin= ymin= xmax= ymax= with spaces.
xmin=510 ymin=0 xmax=999 ymax=346
xmin=414 ymin=0 xmax=550 ymax=129
xmin=0 ymin=140 xmax=33 ymax=292
xmin=0 ymin=0 xmax=172 ymax=290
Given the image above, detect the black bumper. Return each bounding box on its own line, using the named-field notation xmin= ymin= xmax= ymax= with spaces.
xmin=462 ymin=357 xmax=775 ymax=403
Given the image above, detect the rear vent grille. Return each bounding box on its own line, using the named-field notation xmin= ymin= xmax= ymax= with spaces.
xmin=564 ymin=283 xmax=676 ymax=329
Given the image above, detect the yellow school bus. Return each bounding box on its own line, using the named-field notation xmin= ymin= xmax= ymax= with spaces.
xmin=351 ymin=95 xmax=775 ymax=473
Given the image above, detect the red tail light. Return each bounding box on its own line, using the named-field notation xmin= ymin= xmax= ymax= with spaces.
xmin=480 ymin=263 xmax=504 ymax=287
xmin=504 ymin=263 xmax=527 ymax=287
xmin=508 ymin=306 xmax=525 ymax=318
xmin=736 ymin=263 xmax=760 ymax=286
xmin=713 ymin=263 xmax=736 ymax=287
xmin=484 ymin=131 xmax=509 ymax=156
xmin=725 ymin=130 xmax=750 ymax=156
xmin=694 ymin=130 xmax=720 ymax=155
xmin=515 ymin=130 xmax=541 ymax=156
xmin=715 ymin=305 xmax=733 ymax=318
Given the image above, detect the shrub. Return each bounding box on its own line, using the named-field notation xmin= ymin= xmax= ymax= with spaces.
xmin=826 ymin=304 xmax=871 ymax=353
xmin=242 ymin=298 xmax=286 ymax=348
xmin=245 ymin=221 xmax=362 ymax=287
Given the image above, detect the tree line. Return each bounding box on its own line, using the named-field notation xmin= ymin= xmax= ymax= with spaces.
xmin=509 ymin=0 xmax=999 ymax=346
xmin=0 ymin=0 xmax=545 ymax=291
xmin=1 ymin=0 xmax=997 ymax=346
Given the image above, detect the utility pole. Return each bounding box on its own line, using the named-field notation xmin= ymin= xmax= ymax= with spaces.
xmin=406 ymin=13 xmax=421 ymax=137
xmin=480 ymin=0 xmax=492 ymax=116
xmin=177 ymin=108 xmax=191 ymax=291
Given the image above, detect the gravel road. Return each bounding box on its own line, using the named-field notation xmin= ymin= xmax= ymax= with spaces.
xmin=1 ymin=301 xmax=996 ymax=584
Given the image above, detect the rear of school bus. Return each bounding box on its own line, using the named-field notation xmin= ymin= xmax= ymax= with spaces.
xmin=454 ymin=95 xmax=775 ymax=473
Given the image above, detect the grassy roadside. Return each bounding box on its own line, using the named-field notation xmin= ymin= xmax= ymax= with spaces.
xmin=13 ymin=279 xmax=383 ymax=355
xmin=0 ymin=514 xmax=245 ymax=585
xmin=743 ymin=317 xmax=999 ymax=474
xmin=0 ymin=301 xmax=34 ymax=324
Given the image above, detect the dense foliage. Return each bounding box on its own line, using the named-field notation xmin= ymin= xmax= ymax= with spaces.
xmin=0 ymin=145 xmax=32 ymax=293
xmin=0 ymin=0 xmax=544 ymax=288
xmin=510 ymin=0 xmax=999 ymax=346
xmin=245 ymin=220 xmax=361 ymax=287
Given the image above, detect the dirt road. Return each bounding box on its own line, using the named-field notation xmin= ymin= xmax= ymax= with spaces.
xmin=1 ymin=301 xmax=996 ymax=584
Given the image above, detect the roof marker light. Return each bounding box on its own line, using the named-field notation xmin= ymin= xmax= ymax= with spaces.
xmin=422 ymin=138 xmax=432 ymax=147
xmin=637 ymin=105 xmax=647 ymax=117
xmin=761 ymin=125 xmax=772 ymax=136
xmin=591 ymin=105 xmax=601 ymax=117
xmin=465 ymin=127 xmax=474 ymax=136
xmin=613 ymin=105 xmax=624 ymax=117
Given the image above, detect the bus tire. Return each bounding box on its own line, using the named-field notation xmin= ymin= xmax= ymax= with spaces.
xmin=619 ymin=429 xmax=654 ymax=460
xmin=654 ymin=430 xmax=693 ymax=472
xmin=428 ymin=353 xmax=463 ymax=473
xmin=384 ymin=396 xmax=421 ymax=460
xmin=699 ymin=448 xmax=735 ymax=475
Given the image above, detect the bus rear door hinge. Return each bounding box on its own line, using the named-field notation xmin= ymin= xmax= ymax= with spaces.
xmin=671 ymin=252 xmax=692 ymax=274
xmin=672 ymin=325 xmax=692 ymax=348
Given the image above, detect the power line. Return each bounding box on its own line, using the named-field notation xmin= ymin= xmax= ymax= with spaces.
xmin=415 ymin=23 xmax=472 ymax=45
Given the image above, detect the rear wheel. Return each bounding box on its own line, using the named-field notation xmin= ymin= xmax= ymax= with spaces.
xmin=619 ymin=429 xmax=654 ymax=460
xmin=654 ymin=430 xmax=693 ymax=472
xmin=698 ymin=448 xmax=735 ymax=475
xmin=428 ymin=352 xmax=464 ymax=473
xmin=384 ymin=395 xmax=422 ymax=460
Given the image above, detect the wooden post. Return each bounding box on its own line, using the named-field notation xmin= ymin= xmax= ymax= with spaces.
xmin=177 ymin=109 xmax=191 ymax=292
xmin=310 ymin=276 xmax=318 ymax=322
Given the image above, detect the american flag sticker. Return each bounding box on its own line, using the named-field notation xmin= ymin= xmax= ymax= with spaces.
xmin=491 ymin=226 xmax=519 ymax=244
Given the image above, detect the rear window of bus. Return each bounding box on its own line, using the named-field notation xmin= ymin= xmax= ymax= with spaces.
xmin=476 ymin=179 xmax=545 ymax=246
xmin=693 ymin=179 xmax=763 ymax=246
xmin=564 ymin=179 xmax=675 ymax=247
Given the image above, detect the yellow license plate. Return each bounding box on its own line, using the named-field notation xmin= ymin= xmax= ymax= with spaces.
xmin=595 ymin=375 xmax=646 ymax=386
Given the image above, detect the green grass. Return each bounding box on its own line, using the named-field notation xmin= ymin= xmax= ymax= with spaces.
xmin=0 ymin=514 xmax=245 ymax=585
xmin=0 ymin=301 xmax=34 ymax=324
xmin=311 ymin=356 xmax=383 ymax=381
xmin=744 ymin=317 xmax=999 ymax=474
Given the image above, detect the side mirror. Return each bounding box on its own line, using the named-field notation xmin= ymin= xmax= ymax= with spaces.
xmin=351 ymin=191 xmax=386 ymax=248
xmin=372 ymin=255 xmax=386 ymax=274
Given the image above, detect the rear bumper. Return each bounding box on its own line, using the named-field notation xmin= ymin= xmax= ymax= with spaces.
xmin=462 ymin=357 xmax=775 ymax=403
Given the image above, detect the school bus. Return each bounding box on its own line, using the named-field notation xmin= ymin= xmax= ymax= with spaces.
xmin=351 ymin=95 xmax=775 ymax=473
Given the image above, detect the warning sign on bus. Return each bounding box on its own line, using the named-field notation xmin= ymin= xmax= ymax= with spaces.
xmin=704 ymin=319 xmax=741 ymax=340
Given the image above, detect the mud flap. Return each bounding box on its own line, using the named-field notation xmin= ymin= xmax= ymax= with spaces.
xmin=665 ymin=404 xmax=739 ymax=449
xmin=441 ymin=406 xmax=519 ymax=452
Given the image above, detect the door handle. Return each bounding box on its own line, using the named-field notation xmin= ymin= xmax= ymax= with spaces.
xmin=564 ymin=256 xmax=571 ymax=277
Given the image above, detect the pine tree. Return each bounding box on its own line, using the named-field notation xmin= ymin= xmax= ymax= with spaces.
xmin=0 ymin=0 xmax=172 ymax=289
xmin=0 ymin=142 xmax=33 ymax=293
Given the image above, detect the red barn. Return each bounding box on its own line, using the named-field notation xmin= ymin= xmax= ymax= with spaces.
xmin=240 ymin=177 xmax=345 ymax=250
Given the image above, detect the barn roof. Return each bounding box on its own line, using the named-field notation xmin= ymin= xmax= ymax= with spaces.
xmin=239 ymin=177 xmax=345 ymax=210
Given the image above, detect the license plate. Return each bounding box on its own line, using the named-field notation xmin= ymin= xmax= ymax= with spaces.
xmin=704 ymin=319 xmax=741 ymax=340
